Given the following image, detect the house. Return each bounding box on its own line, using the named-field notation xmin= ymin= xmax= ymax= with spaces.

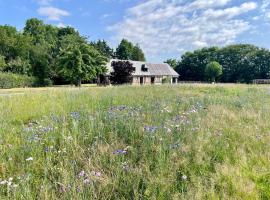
xmin=101 ymin=59 xmax=179 ymax=85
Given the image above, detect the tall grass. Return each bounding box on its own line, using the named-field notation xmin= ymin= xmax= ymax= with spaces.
xmin=0 ymin=85 xmax=269 ymax=199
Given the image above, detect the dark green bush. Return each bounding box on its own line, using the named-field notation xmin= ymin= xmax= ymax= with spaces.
xmin=0 ymin=72 xmax=37 ymax=89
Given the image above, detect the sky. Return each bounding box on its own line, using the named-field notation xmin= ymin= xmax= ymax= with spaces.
xmin=1 ymin=0 xmax=270 ymax=62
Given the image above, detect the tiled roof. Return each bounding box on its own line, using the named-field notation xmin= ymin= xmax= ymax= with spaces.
xmin=106 ymin=59 xmax=179 ymax=77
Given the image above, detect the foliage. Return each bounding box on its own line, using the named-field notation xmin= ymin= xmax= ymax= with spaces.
xmin=110 ymin=60 xmax=135 ymax=84
xmin=115 ymin=39 xmax=146 ymax=61
xmin=3 ymin=57 xmax=31 ymax=75
xmin=0 ymin=55 xmax=6 ymax=70
xmin=132 ymin=44 xmax=146 ymax=61
xmin=175 ymin=44 xmax=270 ymax=83
xmin=91 ymin=40 xmax=114 ymax=58
xmin=57 ymin=35 xmax=107 ymax=87
xmin=0 ymin=72 xmax=36 ymax=88
xmin=164 ymin=58 xmax=178 ymax=69
xmin=162 ymin=77 xmax=172 ymax=84
xmin=0 ymin=85 xmax=269 ymax=199
xmin=205 ymin=61 xmax=223 ymax=82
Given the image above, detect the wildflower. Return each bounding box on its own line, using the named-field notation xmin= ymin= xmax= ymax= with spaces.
xmin=112 ymin=149 xmax=127 ymax=155
xmin=170 ymin=143 xmax=181 ymax=149
xmin=0 ymin=180 xmax=7 ymax=185
xmin=70 ymin=112 xmax=80 ymax=120
xmin=78 ymin=171 xmax=85 ymax=177
xmin=182 ymin=175 xmax=187 ymax=181
xmin=95 ymin=172 xmax=101 ymax=177
xmin=26 ymin=157 xmax=33 ymax=161
xmin=83 ymin=178 xmax=91 ymax=184
xmin=144 ymin=126 xmax=158 ymax=133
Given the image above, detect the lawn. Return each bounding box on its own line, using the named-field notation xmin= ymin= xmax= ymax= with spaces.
xmin=0 ymin=84 xmax=269 ymax=199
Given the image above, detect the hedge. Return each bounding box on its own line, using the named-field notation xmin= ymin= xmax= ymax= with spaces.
xmin=0 ymin=72 xmax=37 ymax=89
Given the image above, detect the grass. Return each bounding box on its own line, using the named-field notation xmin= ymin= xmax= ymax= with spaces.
xmin=0 ymin=84 xmax=269 ymax=199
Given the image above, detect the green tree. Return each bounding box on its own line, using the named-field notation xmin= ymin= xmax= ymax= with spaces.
xmin=57 ymin=35 xmax=107 ymax=87
xmin=4 ymin=57 xmax=31 ymax=75
xmin=132 ymin=44 xmax=146 ymax=61
xmin=205 ymin=61 xmax=223 ymax=82
xmin=91 ymin=40 xmax=114 ymax=58
xmin=115 ymin=39 xmax=146 ymax=61
xmin=164 ymin=59 xmax=178 ymax=69
xmin=115 ymin=39 xmax=133 ymax=60
xmin=176 ymin=47 xmax=219 ymax=81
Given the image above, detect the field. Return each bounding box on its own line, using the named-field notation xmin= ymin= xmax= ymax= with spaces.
xmin=0 ymin=84 xmax=269 ymax=199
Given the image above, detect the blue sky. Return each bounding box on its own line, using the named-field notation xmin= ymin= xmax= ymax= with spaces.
xmin=1 ymin=0 xmax=270 ymax=62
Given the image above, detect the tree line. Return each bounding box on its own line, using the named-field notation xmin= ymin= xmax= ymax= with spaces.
xmin=0 ymin=18 xmax=145 ymax=87
xmin=166 ymin=44 xmax=270 ymax=83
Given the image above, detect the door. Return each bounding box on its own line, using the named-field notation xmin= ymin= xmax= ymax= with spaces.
xmin=140 ymin=77 xmax=144 ymax=85
xmin=151 ymin=77 xmax=155 ymax=84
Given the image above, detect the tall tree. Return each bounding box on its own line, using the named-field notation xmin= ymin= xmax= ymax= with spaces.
xmin=91 ymin=40 xmax=114 ymax=58
xmin=115 ymin=39 xmax=133 ymax=60
xmin=115 ymin=39 xmax=146 ymax=61
xmin=132 ymin=44 xmax=146 ymax=61
xmin=57 ymin=35 xmax=107 ymax=86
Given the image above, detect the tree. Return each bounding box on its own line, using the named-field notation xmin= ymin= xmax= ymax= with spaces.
xmin=132 ymin=44 xmax=146 ymax=61
xmin=164 ymin=59 xmax=178 ymax=69
xmin=110 ymin=61 xmax=135 ymax=84
xmin=57 ymin=35 xmax=107 ymax=87
xmin=115 ymin=39 xmax=146 ymax=61
xmin=4 ymin=57 xmax=31 ymax=75
xmin=91 ymin=40 xmax=114 ymax=58
xmin=176 ymin=47 xmax=219 ymax=81
xmin=205 ymin=61 xmax=223 ymax=82
xmin=115 ymin=39 xmax=133 ymax=60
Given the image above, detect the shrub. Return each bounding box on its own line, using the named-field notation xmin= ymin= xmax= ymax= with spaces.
xmin=0 ymin=72 xmax=37 ymax=89
xmin=162 ymin=77 xmax=171 ymax=84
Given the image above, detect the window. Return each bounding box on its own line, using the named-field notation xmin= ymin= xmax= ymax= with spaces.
xmin=141 ymin=64 xmax=148 ymax=72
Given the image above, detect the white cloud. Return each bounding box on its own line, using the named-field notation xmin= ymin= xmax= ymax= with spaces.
xmin=38 ymin=6 xmax=70 ymax=21
xmin=109 ymin=0 xmax=258 ymax=58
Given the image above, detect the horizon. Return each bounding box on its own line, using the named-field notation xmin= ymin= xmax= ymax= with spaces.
xmin=1 ymin=0 xmax=270 ymax=62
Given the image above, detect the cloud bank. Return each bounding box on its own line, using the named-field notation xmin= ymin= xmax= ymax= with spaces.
xmin=109 ymin=0 xmax=259 ymax=58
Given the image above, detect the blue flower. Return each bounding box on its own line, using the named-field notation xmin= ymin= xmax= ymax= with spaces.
xmin=144 ymin=126 xmax=158 ymax=133
xmin=112 ymin=149 xmax=127 ymax=155
xmin=70 ymin=112 xmax=80 ymax=120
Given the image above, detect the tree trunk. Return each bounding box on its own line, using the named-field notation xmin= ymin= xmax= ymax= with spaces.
xmin=76 ymin=78 xmax=82 ymax=87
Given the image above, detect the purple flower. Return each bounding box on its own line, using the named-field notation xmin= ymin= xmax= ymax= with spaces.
xmin=144 ymin=126 xmax=158 ymax=133
xmin=78 ymin=170 xmax=85 ymax=177
xmin=112 ymin=149 xmax=127 ymax=155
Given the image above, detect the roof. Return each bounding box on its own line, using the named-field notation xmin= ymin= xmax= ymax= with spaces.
xmin=106 ymin=59 xmax=179 ymax=77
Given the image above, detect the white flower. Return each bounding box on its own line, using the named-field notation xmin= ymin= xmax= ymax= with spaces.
xmin=26 ymin=157 xmax=33 ymax=161
xmin=0 ymin=180 xmax=7 ymax=185
xmin=182 ymin=175 xmax=187 ymax=181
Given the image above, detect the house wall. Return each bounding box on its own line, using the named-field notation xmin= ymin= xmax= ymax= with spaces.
xmin=132 ymin=76 xmax=169 ymax=85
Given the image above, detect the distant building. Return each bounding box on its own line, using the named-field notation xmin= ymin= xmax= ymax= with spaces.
xmin=101 ymin=59 xmax=179 ymax=85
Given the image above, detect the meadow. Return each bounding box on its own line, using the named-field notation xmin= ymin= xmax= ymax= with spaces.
xmin=0 ymin=84 xmax=269 ymax=199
